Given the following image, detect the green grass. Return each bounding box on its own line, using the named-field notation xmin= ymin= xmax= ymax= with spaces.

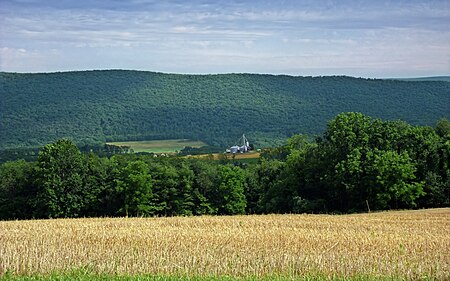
xmin=0 ymin=271 xmax=416 ymax=281
xmin=106 ymin=139 xmax=207 ymax=153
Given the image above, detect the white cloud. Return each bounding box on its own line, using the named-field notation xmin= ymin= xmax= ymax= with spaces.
xmin=0 ymin=47 xmax=50 ymax=72
xmin=1 ymin=0 xmax=449 ymax=76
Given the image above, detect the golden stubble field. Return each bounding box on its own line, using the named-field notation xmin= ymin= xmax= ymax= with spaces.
xmin=0 ymin=208 xmax=449 ymax=279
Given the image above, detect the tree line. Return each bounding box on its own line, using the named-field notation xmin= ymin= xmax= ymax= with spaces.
xmin=1 ymin=113 xmax=449 ymax=220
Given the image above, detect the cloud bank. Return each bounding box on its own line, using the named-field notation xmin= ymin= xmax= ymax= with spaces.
xmin=1 ymin=0 xmax=449 ymax=77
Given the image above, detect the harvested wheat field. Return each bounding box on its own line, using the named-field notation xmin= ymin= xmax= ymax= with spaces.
xmin=1 ymin=209 xmax=449 ymax=280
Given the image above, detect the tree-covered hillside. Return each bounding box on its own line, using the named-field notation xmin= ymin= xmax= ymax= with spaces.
xmin=1 ymin=70 xmax=449 ymax=149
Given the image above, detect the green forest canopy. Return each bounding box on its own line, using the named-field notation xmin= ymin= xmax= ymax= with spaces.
xmin=1 ymin=70 xmax=449 ymax=149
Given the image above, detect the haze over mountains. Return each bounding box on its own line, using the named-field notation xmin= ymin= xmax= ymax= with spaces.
xmin=1 ymin=70 xmax=449 ymax=149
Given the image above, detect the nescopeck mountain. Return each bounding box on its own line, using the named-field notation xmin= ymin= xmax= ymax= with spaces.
xmin=1 ymin=70 xmax=449 ymax=149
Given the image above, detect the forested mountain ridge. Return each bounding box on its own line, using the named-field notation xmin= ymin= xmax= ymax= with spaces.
xmin=1 ymin=70 xmax=449 ymax=149
xmin=393 ymin=76 xmax=450 ymax=82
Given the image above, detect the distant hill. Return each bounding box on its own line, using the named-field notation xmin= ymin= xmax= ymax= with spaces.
xmin=391 ymin=76 xmax=450 ymax=82
xmin=1 ymin=70 xmax=449 ymax=149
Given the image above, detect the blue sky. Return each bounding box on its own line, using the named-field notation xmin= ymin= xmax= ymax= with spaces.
xmin=1 ymin=0 xmax=449 ymax=77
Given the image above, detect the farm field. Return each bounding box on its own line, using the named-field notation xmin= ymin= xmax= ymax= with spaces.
xmin=107 ymin=139 xmax=207 ymax=153
xmin=1 ymin=209 xmax=449 ymax=280
xmin=186 ymin=151 xmax=261 ymax=160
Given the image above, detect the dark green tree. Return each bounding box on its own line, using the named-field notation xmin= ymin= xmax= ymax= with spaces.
xmin=320 ymin=112 xmax=373 ymax=211
xmin=436 ymin=118 xmax=450 ymax=137
xmin=173 ymin=161 xmax=196 ymax=216
xmin=316 ymin=113 xmax=427 ymax=211
xmin=256 ymin=158 xmax=289 ymax=213
xmin=216 ymin=165 xmax=247 ymax=215
xmin=0 ymin=160 xmax=36 ymax=219
xmin=35 ymin=139 xmax=86 ymax=218
xmin=82 ymin=152 xmax=117 ymax=216
xmin=115 ymin=160 xmax=154 ymax=217
xmin=284 ymin=136 xmax=326 ymax=213
xmin=148 ymin=161 xmax=180 ymax=216
xmin=190 ymin=159 xmax=219 ymax=215
xmin=365 ymin=150 xmax=424 ymax=209
xmin=242 ymin=165 xmax=262 ymax=214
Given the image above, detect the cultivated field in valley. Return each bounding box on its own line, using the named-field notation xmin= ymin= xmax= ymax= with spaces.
xmin=186 ymin=151 xmax=261 ymax=160
xmin=0 ymin=209 xmax=449 ymax=280
xmin=106 ymin=139 xmax=207 ymax=153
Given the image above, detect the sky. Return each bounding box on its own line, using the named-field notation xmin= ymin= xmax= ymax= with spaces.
xmin=1 ymin=0 xmax=449 ymax=77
